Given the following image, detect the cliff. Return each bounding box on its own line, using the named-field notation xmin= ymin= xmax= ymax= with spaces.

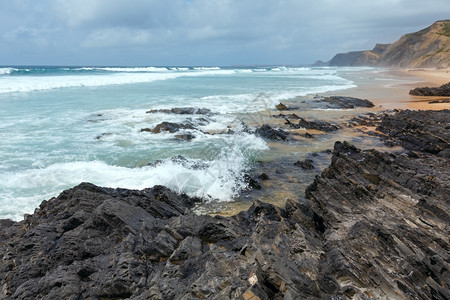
xmin=328 ymin=20 xmax=450 ymax=68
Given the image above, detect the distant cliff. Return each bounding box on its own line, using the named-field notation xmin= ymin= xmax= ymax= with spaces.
xmin=327 ymin=20 xmax=450 ymax=68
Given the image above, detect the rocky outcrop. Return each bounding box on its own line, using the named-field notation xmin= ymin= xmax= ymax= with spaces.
xmin=304 ymin=140 xmax=449 ymax=299
xmin=377 ymin=109 xmax=450 ymax=156
xmin=1 ymin=110 xmax=449 ymax=299
xmin=327 ymin=20 xmax=450 ymax=68
xmin=275 ymin=103 xmax=289 ymax=111
xmin=409 ymin=82 xmax=450 ymax=96
xmin=255 ymin=124 xmax=289 ymax=140
xmin=429 ymin=99 xmax=450 ymax=104
xmin=318 ymin=96 xmax=375 ymax=109
xmin=146 ymin=107 xmax=213 ymax=115
xmin=294 ymin=159 xmax=314 ymax=169
xmin=143 ymin=121 xmax=196 ymax=134
xmin=287 ymin=117 xmax=339 ymax=132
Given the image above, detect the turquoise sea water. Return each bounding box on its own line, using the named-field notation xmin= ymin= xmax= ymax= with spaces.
xmin=0 ymin=66 xmax=357 ymax=220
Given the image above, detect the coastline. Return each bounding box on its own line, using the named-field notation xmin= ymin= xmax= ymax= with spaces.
xmin=1 ymin=66 xmax=449 ymax=299
xmin=324 ymin=67 xmax=450 ymax=110
xmin=2 ymin=108 xmax=448 ymax=299
xmin=208 ymin=67 xmax=450 ymax=216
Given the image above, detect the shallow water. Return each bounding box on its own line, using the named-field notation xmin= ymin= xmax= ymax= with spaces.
xmin=0 ymin=65 xmax=406 ymax=220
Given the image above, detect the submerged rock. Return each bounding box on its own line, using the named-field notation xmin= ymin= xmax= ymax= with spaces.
xmin=149 ymin=121 xmax=196 ymax=134
xmin=272 ymin=113 xmax=301 ymax=120
xmin=288 ymin=117 xmax=339 ymax=132
xmin=174 ymin=133 xmax=196 ymax=141
xmin=146 ymin=107 xmax=213 ymax=115
xmin=294 ymin=159 xmax=314 ymax=169
xmin=255 ymin=124 xmax=288 ymax=140
xmin=275 ymin=103 xmax=289 ymax=110
xmin=409 ymin=82 xmax=450 ymax=96
xmin=318 ymin=96 xmax=375 ymax=108
xmin=429 ymin=99 xmax=450 ymax=104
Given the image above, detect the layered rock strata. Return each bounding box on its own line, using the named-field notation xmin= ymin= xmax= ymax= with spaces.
xmin=1 ymin=110 xmax=449 ymax=299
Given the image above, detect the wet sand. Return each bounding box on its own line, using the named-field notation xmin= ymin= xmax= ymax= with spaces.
xmin=328 ymin=68 xmax=450 ymax=110
xmin=201 ymin=67 xmax=450 ymax=216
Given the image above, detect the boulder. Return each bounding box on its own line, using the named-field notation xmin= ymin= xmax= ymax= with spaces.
xmin=289 ymin=117 xmax=339 ymax=132
xmin=150 ymin=122 xmax=196 ymax=134
xmin=319 ymin=96 xmax=375 ymax=109
xmin=275 ymin=103 xmax=289 ymax=110
xmin=409 ymin=82 xmax=450 ymax=96
xmin=255 ymin=124 xmax=288 ymax=140
xmin=294 ymin=159 xmax=314 ymax=169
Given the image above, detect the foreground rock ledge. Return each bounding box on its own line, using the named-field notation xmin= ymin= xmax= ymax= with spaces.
xmin=1 ymin=112 xmax=449 ymax=299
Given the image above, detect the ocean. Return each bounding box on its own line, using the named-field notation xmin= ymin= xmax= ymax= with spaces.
xmin=0 ymin=65 xmax=357 ymax=220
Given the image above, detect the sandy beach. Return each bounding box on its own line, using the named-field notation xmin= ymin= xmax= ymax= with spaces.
xmin=207 ymin=66 xmax=450 ymax=216
xmin=321 ymin=67 xmax=450 ymax=110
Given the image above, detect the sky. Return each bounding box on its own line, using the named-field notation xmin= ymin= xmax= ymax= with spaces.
xmin=0 ymin=0 xmax=449 ymax=66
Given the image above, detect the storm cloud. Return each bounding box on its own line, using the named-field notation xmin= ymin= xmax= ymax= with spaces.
xmin=1 ymin=0 xmax=448 ymax=65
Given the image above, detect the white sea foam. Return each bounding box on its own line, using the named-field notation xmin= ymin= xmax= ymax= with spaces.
xmin=0 ymin=131 xmax=267 ymax=221
xmin=96 ymin=67 xmax=170 ymax=72
xmin=0 ymin=69 xmax=235 ymax=94
xmin=193 ymin=67 xmax=221 ymax=70
xmin=0 ymin=68 xmax=15 ymax=75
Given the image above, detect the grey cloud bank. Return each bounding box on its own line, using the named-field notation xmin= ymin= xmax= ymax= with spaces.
xmin=1 ymin=0 xmax=449 ymax=66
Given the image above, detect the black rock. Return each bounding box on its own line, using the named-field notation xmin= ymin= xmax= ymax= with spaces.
xmin=377 ymin=109 xmax=450 ymax=155
xmin=319 ymin=96 xmax=375 ymax=108
xmin=272 ymin=113 xmax=300 ymax=120
xmin=244 ymin=174 xmax=262 ymax=190
xmin=255 ymin=124 xmax=288 ymax=140
xmin=1 ymin=110 xmax=449 ymax=299
xmin=429 ymin=99 xmax=450 ymax=104
xmin=409 ymin=82 xmax=450 ymax=96
xmin=290 ymin=117 xmax=339 ymax=132
xmin=174 ymin=133 xmax=196 ymax=141
xmin=146 ymin=107 xmax=213 ymax=115
xmin=150 ymin=122 xmax=196 ymax=134
xmin=294 ymin=159 xmax=315 ymax=169
xmin=257 ymin=173 xmax=269 ymax=180
xmin=275 ymin=103 xmax=289 ymax=110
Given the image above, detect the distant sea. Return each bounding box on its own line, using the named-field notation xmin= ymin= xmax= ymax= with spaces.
xmin=0 ymin=65 xmax=358 ymax=220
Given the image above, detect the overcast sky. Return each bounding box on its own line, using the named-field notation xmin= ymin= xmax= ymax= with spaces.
xmin=1 ymin=0 xmax=448 ymax=66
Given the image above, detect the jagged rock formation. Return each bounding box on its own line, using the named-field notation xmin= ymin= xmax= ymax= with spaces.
xmin=377 ymin=109 xmax=450 ymax=156
xmin=318 ymin=96 xmax=374 ymax=109
xmin=328 ymin=20 xmax=450 ymax=68
xmin=0 ymin=110 xmax=449 ymax=299
xmin=409 ymin=82 xmax=450 ymax=96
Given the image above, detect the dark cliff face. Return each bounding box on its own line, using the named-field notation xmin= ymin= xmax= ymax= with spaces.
xmin=1 ymin=110 xmax=449 ymax=299
xmin=327 ymin=20 xmax=450 ymax=68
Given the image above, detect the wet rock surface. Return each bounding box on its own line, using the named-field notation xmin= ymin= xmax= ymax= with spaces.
xmin=294 ymin=159 xmax=315 ymax=169
xmin=409 ymin=82 xmax=450 ymax=96
xmin=1 ymin=110 xmax=449 ymax=299
xmin=287 ymin=117 xmax=340 ymax=132
xmin=377 ymin=109 xmax=450 ymax=156
xmin=317 ymin=96 xmax=375 ymax=109
xmin=146 ymin=107 xmax=214 ymax=115
xmin=145 ymin=121 xmax=196 ymax=134
xmin=255 ymin=124 xmax=289 ymax=140
xmin=429 ymin=99 xmax=450 ymax=104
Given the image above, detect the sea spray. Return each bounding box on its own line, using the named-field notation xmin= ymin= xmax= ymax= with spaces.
xmin=0 ymin=65 xmax=357 ymax=220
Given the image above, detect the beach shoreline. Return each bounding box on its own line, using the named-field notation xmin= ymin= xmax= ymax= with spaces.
xmin=209 ymin=67 xmax=450 ymax=216
xmin=324 ymin=67 xmax=450 ymax=110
